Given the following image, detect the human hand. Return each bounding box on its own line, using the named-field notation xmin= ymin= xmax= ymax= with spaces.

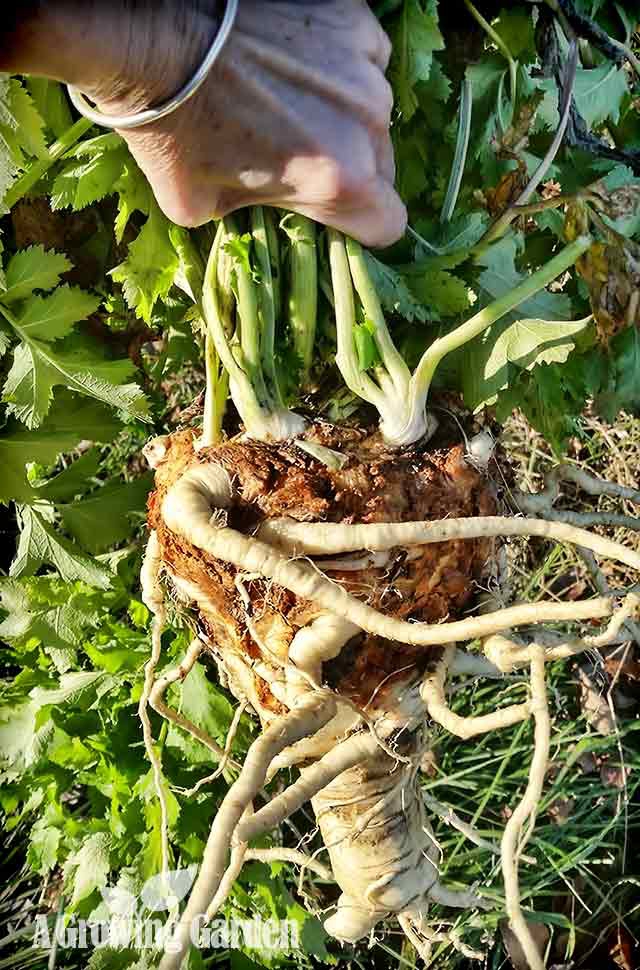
xmin=5 ymin=0 xmax=406 ymax=247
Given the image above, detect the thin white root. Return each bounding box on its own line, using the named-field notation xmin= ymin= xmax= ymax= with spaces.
xmin=236 ymin=731 xmax=380 ymax=843
xmin=257 ymin=513 xmax=640 ymax=573
xmin=179 ymin=699 xmax=249 ymax=796
xmin=420 ymin=647 xmax=531 ymax=739
xmin=159 ymin=693 xmax=336 ymax=970
xmin=484 ymin=593 xmax=640 ymax=672
xmin=579 ymin=549 xmax=640 ymax=647
xmin=423 ymin=794 xmax=513 ymax=860
xmin=149 ymin=639 xmax=231 ymax=769
xmin=245 ymin=848 xmax=333 ymax=881
xmin=517 ymin=463 xmax=640 ymax=512
xmin=501 ymin=647 xmax=550 ymax=970
xmin=427 ymin=880 xmax=489 ymax=910
xmin=162 ymin=467 xmax=618 ymax=645
xmin=138 ymin=531 xmax=171 ymax=891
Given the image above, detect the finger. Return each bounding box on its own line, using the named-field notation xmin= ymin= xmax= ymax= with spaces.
xmin=283 ymin=177 xmax=408 ymax=249
xmin=376 ymin=130 xmax=396 ymax=185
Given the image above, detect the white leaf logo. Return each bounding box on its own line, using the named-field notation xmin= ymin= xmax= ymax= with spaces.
xmin=99 ymin=886 xmax=138 ymax=917
xmin=140 ymin=866 xmax=198 ymax=912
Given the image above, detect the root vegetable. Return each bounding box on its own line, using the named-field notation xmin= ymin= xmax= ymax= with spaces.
xmin=144 ymin=423 xmax=640 ymax=970
xmin=139 ymin=213 xmax=640 ymax=970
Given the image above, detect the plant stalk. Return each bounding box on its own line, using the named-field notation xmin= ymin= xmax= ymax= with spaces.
xmin=285 ymin=214 xmax=318 ymax=384
xmin=412 ymin=233 xmax=593 ymax=400
xmin=3 ymin=117 xmax=92 ymax=211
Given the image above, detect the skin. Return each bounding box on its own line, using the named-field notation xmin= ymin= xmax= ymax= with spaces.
xmin=2 ymin=0 xmax=406 ymax=247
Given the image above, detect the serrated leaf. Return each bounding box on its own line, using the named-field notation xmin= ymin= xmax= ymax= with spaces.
xmin=2 ymin=331 xmax=149 ymax=428
xmin=14 ymin=285 xmax=101 ymax=340
xmin=25 ymin=78 xmax=72 ymax=138
xmin=406 ymin=267 xmax=471 ymax=317
xmin=2 ymin=247 xmax=71 ymax=304
xmin=50 ymin=133 xmax=128 ymax=211
xmin=64 ymin=832 xmax=112 ymax=905
xmin=363 ymin=252 xmax=430 ymax=322
xmin=11 ymin=502 xmax=112 ymax=588
xmin=540 ymin=65 xmax=629 ymax=130
xmin=0 ymin=577 xmax=98 ymax=653
xmin=114 ymin=156 xmax=151 ymax=243
xmin=464 ymin=316 xmax=591 ymax=410
xmin=111 ymin=201 xmax=179 ymax=322
xmin=5 ymin=78 xmax=48 ymax=159
xmin=59 ymin=474 xmax=152 ymax=554
xmin=27 ymin=819 xmax=61 ymax=875
xmin=390 ymin=0 xmax=444 ymax=122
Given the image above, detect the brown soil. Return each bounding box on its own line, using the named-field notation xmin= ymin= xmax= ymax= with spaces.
xmin=149 ymin=424 xmax=498 ymax=716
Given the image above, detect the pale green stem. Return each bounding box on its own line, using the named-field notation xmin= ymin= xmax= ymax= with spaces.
xmin=3 ymin=117 xmax=93 ymax=211
xmin=264 ymin=209 xmax=282 ymax=322
xmin=285 ymin=214 xmax=318 ymax=384
xmin=440 ymin=78 xmax=473 ymax=223
xmin=345 ymin=237 xmax=411 ymax=394
xmin=411 ymin=234 xmax=593 ymax=403
xmin=203 ymin=224 xmax=266 ymax=432
xmin=327 ymin=230 xmax=388 ymax=413
xmin=223 ymin=216 xmax=269 ymax=406
xmin=202 ymin=332 xmax=227 ymax=447
xmin=464 ymin=0 xmax=517 ymax=104
xmin=250 ymin=206 xmax=282 ymax=405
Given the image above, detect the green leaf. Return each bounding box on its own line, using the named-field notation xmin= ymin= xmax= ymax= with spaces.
xmin=14 ymin=285 xmax=101 ymax=340
xmin=11 ymin=502 xmax=112 ymax=588
xmin=36 ymin=447 xmax=101 ymax=503
xmin=475 ymin=236 xmax=572 ymax=321
xmin=390 ymin=0 xmax=444 ymax=122
xmin=64 ymin=832 xmax=111 ymax=905
xmin=114 ymin=156 xmax=151 ymax=243
xmin=2 ymin=330 xmax=149 ymax=428
xmin=2 ymin=247 xmax=72 ymax=304
xmin=25 ymin=78 xmax=73 ymax=138
xmin=0 ymin=394 xmax=120 ymax=504
xmin=0 ymin=576 xmax=97 ymax=655
xmin=540 ymin=65 xmax=629 ymax=130
xmin=50 ymin=133 xmax=129 ymax=211
xmin=59 ymin=474 xmax=152 ymax=554
xmin=464 ymin=316 xmax=591 ymax=410
xmin=166 ymin=663 xmax=243 ymax=763
xmin=111 ymin=201 xmax=179 ymax=322
xmin=405 ymin=267 xmax=471 ymax=317
xmin=27 ymin=819 xmax=61 ymax=875
xmin=495 ymin=7 xmax=536 ymax=62
xmin=363 ymin=252 xmax=430 ymax=322
xmin=4 ymin=78 xmax=48 ymax=159
xmin=595 ymin=327 xmax=640 ymax=420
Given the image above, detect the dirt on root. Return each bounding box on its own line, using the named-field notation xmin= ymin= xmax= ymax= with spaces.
xmin=149 ymin=425 xmax=499 ymax=716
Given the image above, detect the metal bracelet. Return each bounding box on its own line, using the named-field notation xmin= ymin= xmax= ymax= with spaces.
xmin=66 ymin=0 xmax=239 ymax=131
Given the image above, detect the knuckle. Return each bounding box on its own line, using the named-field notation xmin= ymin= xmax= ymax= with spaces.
xmin=322 ymin=153 xmax=377 ymax=205
xmin=378 ymin=27 xmax=393 ymax=69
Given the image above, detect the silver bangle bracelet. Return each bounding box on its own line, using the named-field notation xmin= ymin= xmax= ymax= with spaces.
xmin=66 ymin=0 xmax=239 ymax=130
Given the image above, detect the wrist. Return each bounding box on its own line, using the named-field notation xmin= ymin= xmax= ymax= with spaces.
xmin=0 ymin=2 xmax=220 ymax=116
